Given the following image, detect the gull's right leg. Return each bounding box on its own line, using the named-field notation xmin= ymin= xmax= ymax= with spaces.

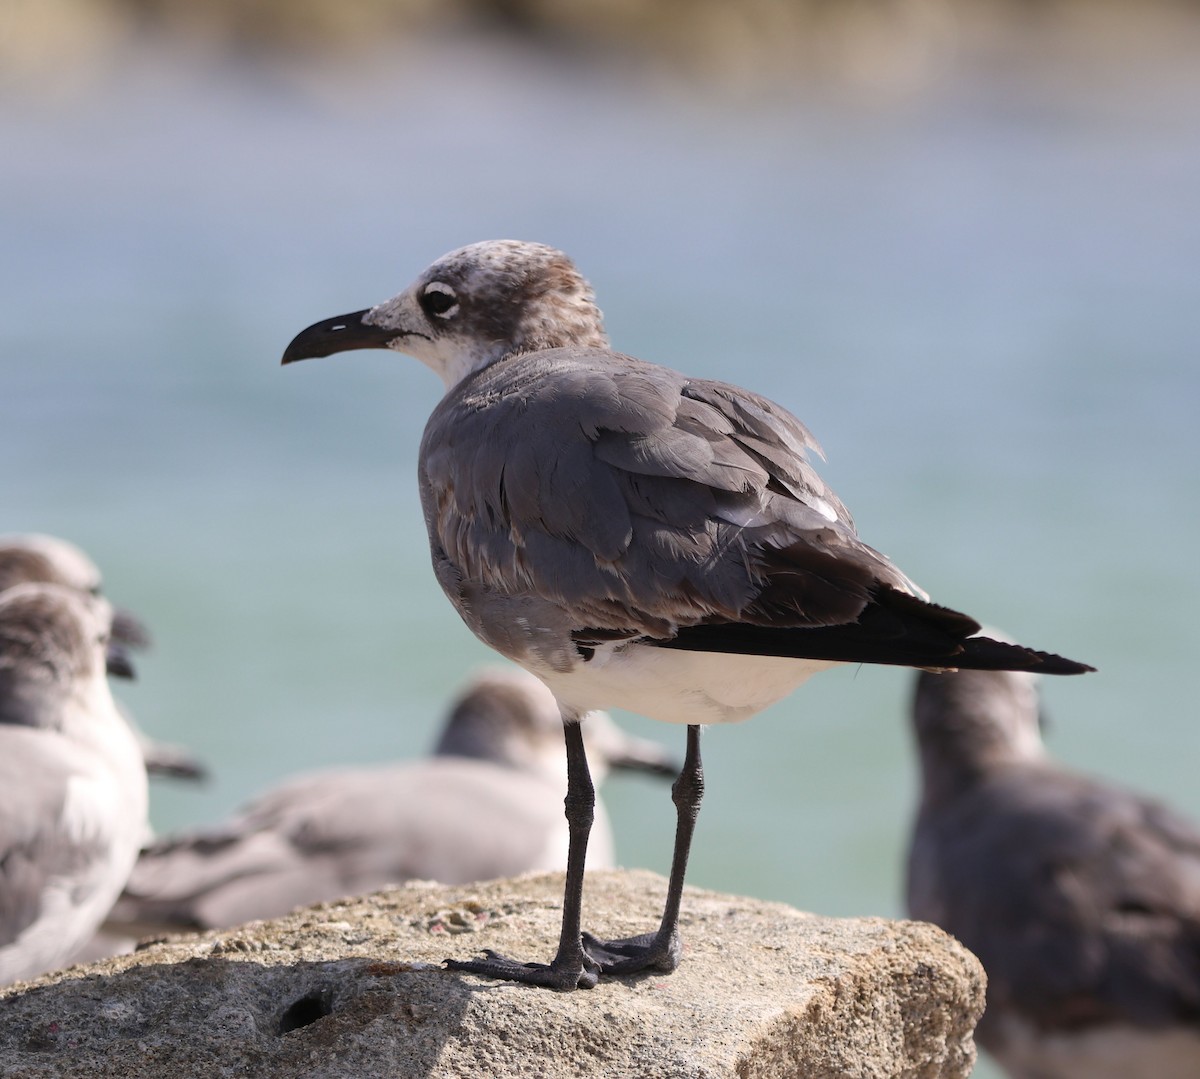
xmin=445 ymin=716 xmax=600 ymax=990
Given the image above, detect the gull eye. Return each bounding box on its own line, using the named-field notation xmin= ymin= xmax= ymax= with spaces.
xmin=420 ymin=282 xmax=459 ymax=319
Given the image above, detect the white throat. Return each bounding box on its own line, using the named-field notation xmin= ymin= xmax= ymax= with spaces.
xmin=402 ymin=337 xmax=504 ymax=393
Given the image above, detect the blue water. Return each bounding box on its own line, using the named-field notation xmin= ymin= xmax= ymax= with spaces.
xmin=3 ymin=36 xmax=1198 ymax=1072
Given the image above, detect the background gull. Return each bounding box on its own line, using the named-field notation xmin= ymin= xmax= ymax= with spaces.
xmin=906 ymin=661 xmax=1200 ymax=1078
xmin=0 ymin=534 xmax=208 ymax=783
xmin=103 ymin=666 xmax=676 ymax=937
xmin=0 ymin=583 xmax=149 ymax=985
xmin=0 ymin=533 xmax=152 ymax=652
xmin=282 ymin=238 xmax=1093 ymax=989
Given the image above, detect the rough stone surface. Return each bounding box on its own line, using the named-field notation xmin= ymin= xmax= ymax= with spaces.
xmin=0 ymin=870 xmax=984 ymax=1078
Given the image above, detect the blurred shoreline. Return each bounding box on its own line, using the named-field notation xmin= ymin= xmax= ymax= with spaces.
xmin=5 ymin=0 xmax=1200 ymax=103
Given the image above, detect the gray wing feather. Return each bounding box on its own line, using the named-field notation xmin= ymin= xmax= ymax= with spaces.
xmin=420 ymin=348 xmax=909 ymax=638
xmin=593 ymin=417 xmax=767 ymax=491
xmin=113 ymin=761 xmax=568 ymax=931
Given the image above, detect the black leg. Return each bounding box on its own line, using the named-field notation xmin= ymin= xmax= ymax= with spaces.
xmin=581 ymin=723 xmax=704 ymax=974
xmin=445 ymin=718 xmax=600 ymax=990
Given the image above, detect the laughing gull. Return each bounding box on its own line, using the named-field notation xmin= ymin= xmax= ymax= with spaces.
xmin=103 ymin=667 xmax=676 ymax=936
xmin=0 ymin=583 xmax=149 ymax=985
xmin=906 ymin=664 xmax=1200 ymax=1079
xmin=282 ymin=239 xmax=1093 ymax=989
xmin=0 ymin=533 xmax=151 ymax=651
xmin=0 ymin=534 xmax=208 ymax=782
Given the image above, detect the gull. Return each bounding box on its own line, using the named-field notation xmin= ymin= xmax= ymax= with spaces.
xmin=282 ymin=239 xmax=1093 ymax=989
xmin=0 ymin=533 xmax=151 ymax=651
xmin=0 ymin=583 xmax=149 ymax=985
xmin=906 ymin=662 xmax=1200 ymax=1079
xmin=104 ymin=667 xmax=676 ymax=935
xmin=0 ymin=534 xmax=208 ymax=782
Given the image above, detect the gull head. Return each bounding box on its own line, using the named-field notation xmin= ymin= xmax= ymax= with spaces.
xmin=282 ymin=240 xmax=609 ymax=391
xmin=434 ymin=666 xmax=679 ymax=786
xmin=911 ymin=618 xmax=1048 ymax=788
xmin=0 ymin=533 xmax=151 ymax=654
xmin=913 ymin=625 xmax=1047 ymax=769
xmin=0 ymin=583 xmax=117 ymax=729
xmin=0 ymin=533 xmax=103 ymax=597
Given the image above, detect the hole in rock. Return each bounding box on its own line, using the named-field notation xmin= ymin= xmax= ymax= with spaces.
xmin=279 ymin=988 xmax=334 ymax=1034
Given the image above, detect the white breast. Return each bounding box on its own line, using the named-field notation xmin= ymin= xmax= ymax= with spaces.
xmin=0 ymin=687 xmax=148 ymax=984
xmin=537 ymin=643 xmax=839 ymax=725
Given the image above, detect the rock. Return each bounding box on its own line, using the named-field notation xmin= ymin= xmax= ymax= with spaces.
xmin=0 ymin=870 xmax=983 ymax=1078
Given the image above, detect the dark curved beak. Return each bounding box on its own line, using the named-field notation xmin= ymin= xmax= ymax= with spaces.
xmin=106 ymin=641 xmax=137 ymax=680
xmin=281 ymin=310 xmax=400 ymax=365
xmin=111 ymin=606 xmax=152 ymax=650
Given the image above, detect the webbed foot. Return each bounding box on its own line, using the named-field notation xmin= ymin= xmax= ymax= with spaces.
xmin=446 ymin=948 xmax=601 ymax=990
xmin=581 ymin=928 xmax=682 ymax=975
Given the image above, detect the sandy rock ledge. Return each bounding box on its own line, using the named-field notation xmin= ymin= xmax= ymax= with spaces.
xmin=0 ymin=869 xmax=983 ymax=1078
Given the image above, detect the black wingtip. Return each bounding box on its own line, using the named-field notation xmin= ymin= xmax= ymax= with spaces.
xmin=955 ymin=636 xmax=1095 ymax=675
xmin=1036 ymin=655 xmax=1096 ymax=676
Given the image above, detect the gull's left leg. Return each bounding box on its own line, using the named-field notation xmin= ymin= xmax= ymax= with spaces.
xmin=582 ymin=723 xmax=704 ymax=974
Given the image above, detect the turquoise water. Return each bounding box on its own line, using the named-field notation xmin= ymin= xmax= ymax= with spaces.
xmin=3 ymin=38 xmax=1198 ymax=1071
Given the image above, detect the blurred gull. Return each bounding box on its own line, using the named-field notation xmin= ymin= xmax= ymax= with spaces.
xmin=0 ymin=533 xmax=151 ymax=651
xmin=105 ymin=667 xmax=676 ymax=936
xmin=282 ymin=239 xmax=1092 ymax=989
xmin=906 ymin=661 xmax=1200 ymax=1079
xmin=0 ymin=583 xmax=149 ymax=985
xmin=0 ymin=534 xmax=208 ymax=782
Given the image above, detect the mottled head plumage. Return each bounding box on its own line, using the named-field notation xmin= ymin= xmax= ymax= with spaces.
xmin=0 ymin=534 xmax=103 ymax=596
xmin=367 ymin=240 xmax=609 ymax=385
xmin=283 ymin=241 xmax=609 ymax=391
xmin=0 ymin=585 xmax=113 ymax=733
xmin=0 ymin=533 xmax=151 ymax=651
